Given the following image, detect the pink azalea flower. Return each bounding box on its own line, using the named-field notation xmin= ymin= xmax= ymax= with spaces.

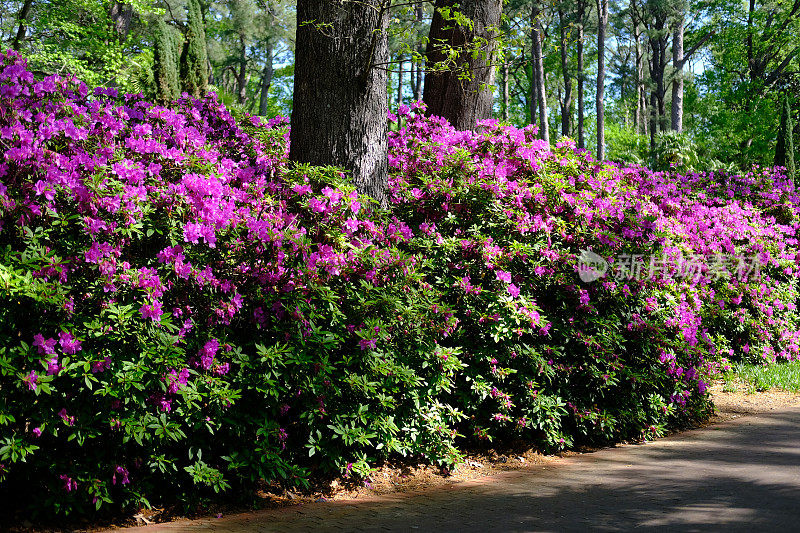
xmin=23 ymin=370 xmax=38 ymax=391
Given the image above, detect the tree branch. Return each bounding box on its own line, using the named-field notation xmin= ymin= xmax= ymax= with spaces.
xmin=679 ymin=31 xmax=714 ymax=68
xmin=763 ymin=45 xmax=800 ymax=87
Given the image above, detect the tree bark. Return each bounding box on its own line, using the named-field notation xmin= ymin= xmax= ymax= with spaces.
xmin=529 ymin=50 xmax=537 ymax=124
xmin=633 ymin=7 xmax=644 ymax=135
xmin=12 ymin=0 xmax=33 ymax=51
xmin=558 ymin=6 xmax=573 ymax=137
xmin=423 ymin=0 xmax=503 ymax=130
xmin=414 ymin=58 xmax=423 ymax=101
xmin=258 ymin=40 xmax=274 ymax=117
xmin=671 ymin=13 xmax=684 ymax=132
xmin=648 ymin=30 xmax=668 ymax=134
xmin=657 ymin=48 xmax=667 ymax=132
xmin=596 ymin=0 xmax=608 ymax=160
xmin=236 ymin=33 xmax=249 ymax=105
xmin=502 ymin=60 xmax=509 ymax=121
xmin=649 ymin=89 xmax=657 ymax=153
xmin=576 ymin=0 xmax=586 ymax=149
xmin=109 ymin=1 xmax=134 ymax=43
xmin=410 ymin=61 xmax=417 ymax=101
xmin=639 ymin=72 xmax=648 ymax=136
xmin=397 ymin=54 xmax=404 ymax=109
xmin=290 ymin=0 xmax=390 ymax=206
xmin=414 ymin=2 xmax=424 ymax=102
xmin=532 ymin=1 xmax=549 ymax=143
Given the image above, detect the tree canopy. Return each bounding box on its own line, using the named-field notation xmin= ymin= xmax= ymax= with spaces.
xmin=3 ymin=0 xmax=798 ymax=184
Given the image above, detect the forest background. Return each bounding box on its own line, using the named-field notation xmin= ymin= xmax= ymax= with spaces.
xmin=2 ymin=0 xmax=798 ymax=173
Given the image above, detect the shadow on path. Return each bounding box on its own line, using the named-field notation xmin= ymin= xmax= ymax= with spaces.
xmin=121 ymin=409 xmax=800 ymax=532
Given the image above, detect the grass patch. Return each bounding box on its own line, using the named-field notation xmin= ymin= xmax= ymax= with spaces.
xmin=723 ymin=361 xmax=800 ymax=393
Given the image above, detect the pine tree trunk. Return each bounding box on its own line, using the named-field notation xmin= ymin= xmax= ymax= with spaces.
xmin=577 ymin=0 xmax=585 ymax=149
xmin=558 ymin=6 xmax=573 ymax=137
xmin=410 ymin=61 xmax=417 ymax=101
xmin=423 ymin=0 xmax=502 ymax=130
xmin=671 ymin=13 xmax=684 ymax=133
xmin=397 ymin=54 xmax=404 ymax=109
xmin=529 ymin=51 xmax=537 ymax=124
xmin=649 ymin=32 xmax=668 ymax=133
xmin=649 ymin=90 xmax=657 ymax=153
xmin=12 ymin=0 xmax=33 ymax=50
xmin=290 ymin=0 xmax=389 ymax=206
xmin=596 ymin=0 xmax=608 ymax=161
xmin=258 ymin=40 xmax=274 ymax=117
xmin=502 ymin=61 xmax=509 ymax=121
xmin=634 ymin=17 xmax=643 ymax=135
xmin=109 ymin=1 xmax=134 ymax=43
xmin=415 ymin=2 xmax=424 ymax=102
xmin=414 ymin=59 xmax=423 ymax=101
xmin=641 ymin=89 xmax=648 ymax=136
xmin=532 ymin=1 xmax=549 ymax=143
xmin=236 ymin=33 xmax=248 ymax=105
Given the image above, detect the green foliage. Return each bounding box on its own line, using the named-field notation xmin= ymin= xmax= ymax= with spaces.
xmin=20 ymin=0 xmax=160 ymax=91
xmin=605 ymin=122 xmax=648 ymax=166
xmin=651 ymin=131 xmax=700 ymax=172
xmin=179 ymin=0 xmax=209 ymax=97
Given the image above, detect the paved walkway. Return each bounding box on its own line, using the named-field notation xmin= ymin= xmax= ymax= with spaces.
xmin=118 ymin=408 xmax=800 ymax=532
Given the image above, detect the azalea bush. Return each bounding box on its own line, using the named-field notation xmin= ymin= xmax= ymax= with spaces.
xmin=386 ymin=108 xmax=799 ymax=448
xmin=0 ymin=50 xmax=798 ymax=519
xmin=0 ymin=51 xmax=458 ymax=518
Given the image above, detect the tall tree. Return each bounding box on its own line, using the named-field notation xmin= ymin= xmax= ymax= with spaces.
xmin=423 ymin=0 xmax=503 ymax=130
xmin=528 ymin=49 xmax=538 ymax=125
xmin=227 ymin=0 xmax=257 ymax=105
xmin=531 ymin=0 xmax=549 ymax=143
xmin=596 ymin=0 xmax=608 ymax=160
xmin=290 ymin=0 xmax=390 ymax=205
xmin=397 ymin=53 xmax=404 ymax=109
xmin=153 ymin=18 xmax=181 ymax=102
xmin=257 ymin=37 xmax=275 ymax=116
xmin=744 ymin=0 xmax=800 ymax=99
xmin=11 ymin=0 xmax=32 ymax=50
xmin=670 ymin=8 xmax=684 ymax=132
xmin=670 ymin=2 xmax=711 ymax=132
xmin=413 ymin=1 xmax=425 ymax=102
xmin=631 ymin=0 xmax=646 ymax=135
xmin=502 ymin=59 xmax=509 ymax=120
xmin=576 ymin=0 xmax=587 ymax=148
xmin=641 ymin=0 xmax=669 ymax=152
xmin=558 ymin=3 xmax=573 ymax=137
xmin=109 ymin=1 xmax=133 ymax=43
xmin=775 ymin=94 xmax=796 ymax=183
xmin=180 ymin=0 xmax=209 ymax=97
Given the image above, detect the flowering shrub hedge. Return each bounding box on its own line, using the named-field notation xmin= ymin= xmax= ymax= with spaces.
xmin=0 ymin=50 xmax=798 ymax=518
xmin=387 ymin=107 xmax=800 ymax=449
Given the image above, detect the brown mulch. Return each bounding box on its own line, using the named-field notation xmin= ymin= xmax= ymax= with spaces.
xmin=250 ymin=381 xmax=800 ymax=505
xmin=118 ymin=380 xmax=800 ymax=527
xmin=706 ymin=380 xmax=800 ymax=422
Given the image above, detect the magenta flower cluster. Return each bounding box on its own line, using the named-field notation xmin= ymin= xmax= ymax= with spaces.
xmin=1 ymin=50 xmax=797 ymax=517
